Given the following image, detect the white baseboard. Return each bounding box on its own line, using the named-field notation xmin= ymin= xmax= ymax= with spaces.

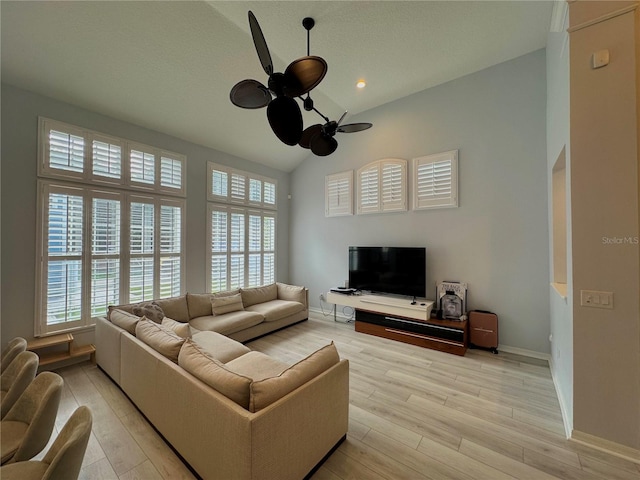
xmin=548 ymin=356 xmax=573 ymax=439
xmin=497 ymin=344 xmax=551 ymax=362
xmin=308 ymin=306 xmax=353 ymax=323
xmin=571 ymin=430 xmax=640 ymax=464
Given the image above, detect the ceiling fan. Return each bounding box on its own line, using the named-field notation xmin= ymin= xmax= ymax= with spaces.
xmin=297 ymin=17 xmax=372 ymax=157
xmin=229 ymin=11 xmax=328 ymax=146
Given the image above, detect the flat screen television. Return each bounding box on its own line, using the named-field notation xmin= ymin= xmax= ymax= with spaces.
xmin=348 ymin=246 xmax=426 ymax=298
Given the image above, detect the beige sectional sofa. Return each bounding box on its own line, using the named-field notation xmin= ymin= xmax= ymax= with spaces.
xmin=95 ymin=283 xmax=349 ymax=480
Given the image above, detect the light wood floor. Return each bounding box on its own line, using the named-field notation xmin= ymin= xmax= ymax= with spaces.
xmin=43 ymin=314 xmax=640 ymax=479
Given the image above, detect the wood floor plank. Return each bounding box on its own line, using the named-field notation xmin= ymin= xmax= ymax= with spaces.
xmin=458 ymin=439 xmax=560 ymax=480
xmin=349 ymin=404 xmax=422 ymax=449
xmin=79 ymin=457 xmax=119 ymax=480
xmin=322 ymin=449 xmax=387 ymax=480
xmin=119 ymin=459 xmax=164 ymax=480
xmin=523 ymin=448 xmax=606 ymax=480
xmin=578 ymin=453 xmax=640 ymax=480
xmin=361 ymin=428 xmax=475 ymax=480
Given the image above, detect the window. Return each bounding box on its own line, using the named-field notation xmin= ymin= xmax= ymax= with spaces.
xmin=325 ymin=171 xmax=353 ymax=217
xmin=207 ymin=205 xmax=276 ymax=292
xmin=207 ymin=163 xmax=277 ymax=293
xmin=207 ymin=163 xmax=276 ymax=209
xmin=357 ymin=158 xmax=407 ymax=214
xmin=412 ymin=150 xmax=458 ymax=209
xmin=39 ymin=117 xmax=186 ymax=196
xmin=36 ymin=118 xmax=186 ymax=336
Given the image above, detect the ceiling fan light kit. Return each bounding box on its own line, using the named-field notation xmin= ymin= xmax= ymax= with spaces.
xmin=230 ymin=11 xmax=372 ymax=156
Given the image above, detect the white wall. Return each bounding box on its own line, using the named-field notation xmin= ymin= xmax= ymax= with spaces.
xmin=290 ymin=50 xmax=551 ymax=354
xmin=546 ymin=10 xmax=574 ymax=434
xmin=0 ymin=84 xmax=292 ymax=346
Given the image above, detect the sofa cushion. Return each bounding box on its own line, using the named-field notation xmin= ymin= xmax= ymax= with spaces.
xmin=191 ymin=331 xmax=251 ymax=363
xmin=189 ymin=311 xmax=264 ymax=336
xmin=249 ymin=342 xmax=340 ymax=413
xmin=211 ymin=293 xmax=244 ymax=315
xmin=162 ymin=316 xmax=192 ymax=339
xmin=178 ymin=339 xmax=252 ymax=409
xmin=153 ymin=295 xmax=190 ymax=323
xmin=277 ymin=283 xmax=306 ymax=305
xmin=107 ymin=303 xmax=137 ymax=320
xmin=225 ymin=352 xmax=288 ymax=381
xmin=187 ymin=293 xmax=214 ymax=319
xmin=240 ymin=283 xmax=277 ymax=308
xmin=110 ymin=309 xmax=140 ymax=335
xmin=245 ymin=300 xmax=305 ymax=322
xmin=131 ymin=302 xmax=165 ymax=323
xmin=135 ymin=319 xmax=186 ymax=363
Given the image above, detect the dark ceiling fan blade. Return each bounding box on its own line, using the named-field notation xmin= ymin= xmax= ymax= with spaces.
xmin=283 ymin=56 xmax=328 ymax=97
xmin=299 ymin=124 xmax=322 ymax=149
xmin=310 ymin=133 xmax=338 ymax=156
xmin=337 ymin=122 xmax=373 ymax=133
xmin=248 ymin=11 xmax=273 ymax=76
xmin=230 ymin=79 xmax=271 ymax=109
xmin=267 ymin=96 xmax=303 ymax=146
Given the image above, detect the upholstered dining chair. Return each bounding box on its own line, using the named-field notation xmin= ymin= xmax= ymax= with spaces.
xmin=0 ymin=406 xmax=92 ymax=480
xmin=0 ymin=372 xmax=63 ymax=465
xmin=0 ymin=338 xmax=28 ymax=373
xmin=0 ymin=351 xmax=38 ymax=419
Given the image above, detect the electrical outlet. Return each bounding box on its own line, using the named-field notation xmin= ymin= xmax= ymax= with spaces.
xmin=580 ymin=290 xmax=613 ymax=309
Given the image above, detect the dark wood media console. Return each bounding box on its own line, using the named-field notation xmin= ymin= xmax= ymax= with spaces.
xmin=355 ymin=310 xmax=468 ymax=356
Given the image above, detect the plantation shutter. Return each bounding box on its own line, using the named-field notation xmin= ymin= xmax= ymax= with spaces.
xmin=325 ymin=171 xmax=353 ymax=217
xmin=381 ymin=161 xmax=406 ymax=211
xmin=248 ymin=214 xmax=261 ymax=287
xmin=357 ymin=166 xmax=379 ymax=214
xmin=357 ymin=159 xmax=407 ymax=214
xmin=249 ymin=179 xmax=262 ymax=204
xmin=413 ymin=150 xmax=458 ymax=209
xmin=129 ymin=201 xmax=155 ymax=302
xmin=229 ymin=211 xmax=245 ymax=289
xmin=210 ymin=207 xmax=228 ymax=292
xmin=263 ymin=181 xmax=276 ymax=208
xmin=91 ymin=135 xmax=122 ymax=181
xmin=45 ymin=187 xmax=84 ymax=328
xmin=159 ymin=204 xmax=182 ymax=298
xmin=90 ymin=195 xmax=121 ymax=317
xmin=48 ymin=128 xmax=85 ymax=174
xmin=130 ymin=148 xmax=155 ymax=185
xmin=230 ymin=173 xmax=246 ymax=203
xmin=263 ymin=214 xmax=275 ymax=284
xmin=160 ymin=155 xmax=183 ymax=192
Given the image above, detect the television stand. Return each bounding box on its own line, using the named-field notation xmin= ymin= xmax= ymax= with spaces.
xmin=326 ymin=292 xmax=467 ymax=356
xmin=355 ymin=311 xmax=468 ymax=356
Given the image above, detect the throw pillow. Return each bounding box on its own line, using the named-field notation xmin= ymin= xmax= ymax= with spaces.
xmin=153 ymin=294 xmax=190 ymax=323
xmin=135 ymin=319 xmax=186 ymax=363
xmin=276 ymin=283 xmax=306 ymax=304
xmin=211 ymin=293 xmax=244 ymax=316
xmin=161 ymin=316 xmax=191 ymax=339
xmin=110 ymin=309 xmax=140 ymax=335
xmin=178 ymin=340 xmax=252 ymax=409
xmin=131 ymin=302 xmax=165 ymax=323
xmin=249 ymin=342 xmax=340 ymax=413
xmin=240 ymin=283 xmax=277 ymax=307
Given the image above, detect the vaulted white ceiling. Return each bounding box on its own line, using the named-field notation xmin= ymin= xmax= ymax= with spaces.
xmin=1 ymin=1 xmax=554 ymax=172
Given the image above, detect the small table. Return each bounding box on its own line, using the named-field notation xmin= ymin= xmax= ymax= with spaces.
xmin=27 ymin=333 xmax=96 ymax=367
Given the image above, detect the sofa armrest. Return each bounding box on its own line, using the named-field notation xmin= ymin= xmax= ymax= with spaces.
xmin=95 ymin=316 xmax=125 ymax=385
xmin=249 ymin=359 xmax=349 ymax=480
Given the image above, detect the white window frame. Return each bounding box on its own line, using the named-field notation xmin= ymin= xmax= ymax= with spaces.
xmin=325 ymin=171 xmax=353 ymax=217
xmin=357 ymin=158 xmax=407 ymax=214
xmin=412 ymin=150 xmax=459 ymax=210
xmin=207 ymin=162 xmax=277 ymax=210
xmin=206 ymin=203 xmax=276 ymax=293
xmin=38 ymin=117 xmax=186 ymax=197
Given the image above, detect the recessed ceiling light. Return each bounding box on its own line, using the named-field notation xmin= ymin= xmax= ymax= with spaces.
xmin=356 ymin=80 xmax=367 ymax=89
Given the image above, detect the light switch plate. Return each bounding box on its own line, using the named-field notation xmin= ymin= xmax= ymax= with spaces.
xmin=580 ymin=290 xmax=614 ymax=309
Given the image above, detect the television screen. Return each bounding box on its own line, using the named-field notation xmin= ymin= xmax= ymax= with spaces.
xmin=348 ymin=246 xmax=426 ymax=298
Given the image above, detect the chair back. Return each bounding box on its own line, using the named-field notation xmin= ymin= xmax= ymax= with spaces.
xmin=3 ymin=371 xmax=63 ymax=463
xmin=0 ymin=351 xmax=38 ymax=419
xmin=42 ymin=406 xmax=93 ymax=480
xmin=0 ymin=338 xmax=27 ymax=373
